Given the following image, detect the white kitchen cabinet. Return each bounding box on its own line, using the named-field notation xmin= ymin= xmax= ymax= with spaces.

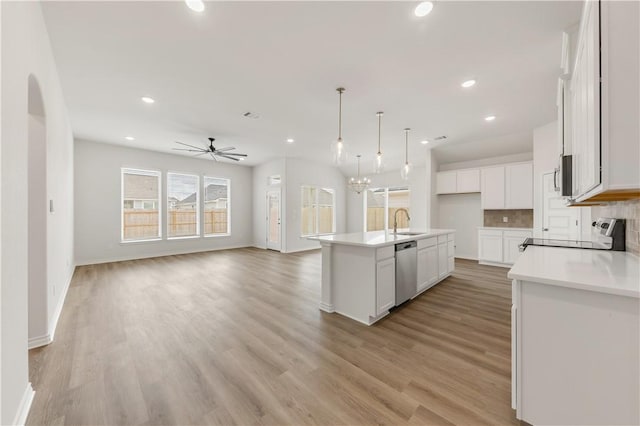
xmin=418 ymin=237 xmax=448 ymax=293
xmin=436 ymin=171 xmax=457 ymax=194
xmin=456 ymin=169 xmax=481 ymax=193
xmin=505 ymin=163 xmax=533 ymax=209
xmin=481 ymin=166 xmax=505 ymax=209
xmin=376 ymin=257 xmax=395 ymax=316
xmin=569 ymin=1 xmax=640 ymax=202
xmin=438 ymin=242 xmax=448 ymax=279
xmin=479 ymin=228 xmax=532 ymax=266
xmin=478 ymin=230 xmax=503 ymax=263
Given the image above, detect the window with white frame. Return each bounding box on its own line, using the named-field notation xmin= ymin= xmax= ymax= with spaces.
xmin=365 ymin=186 xmax=410 ymax=232
xmin=167 ymin=172 xmax=200 ymax=238
xmin=121 ymin=168 xmax=161 ymax=241
xmin=301 ymin=186 xmax=335 ymax=236
xmin=203 ymin=176 xmax=230 ymax=236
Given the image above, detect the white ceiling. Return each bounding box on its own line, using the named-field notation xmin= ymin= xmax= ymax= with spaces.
xmin=41 ymin=1 xmax=581 ymax=175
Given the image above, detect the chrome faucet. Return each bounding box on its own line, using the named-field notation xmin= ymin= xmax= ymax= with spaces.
xmin=393 ymin=208 xmax=410 ymax=234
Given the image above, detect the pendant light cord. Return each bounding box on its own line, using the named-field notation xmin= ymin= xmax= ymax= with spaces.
xmin=357 ymin=155 xmax=361 ymax=178
xmin=377 ymin=112 xmax=383 ymax=155
xmin=404 ymin=128 xmax=410 ymax=164
xmin=337 ymin=88 xmax=345 ymax=141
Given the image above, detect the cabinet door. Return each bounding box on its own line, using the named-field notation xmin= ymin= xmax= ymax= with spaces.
xmin=503 ymin=231 xmax=532 ymax=265
xmin=438 ymin=243 xmax=448 ymax=279
xmin=478 ymin=231 xmax=503 ymax=262
xmin=436 ymin=171 xmax=457 ymax=194
xmin=481 ymin=167 xmax=505 ymax=209
xmin=376 ymin=257 xmax=396 ymax=315
xmin=426 ymin=245 xmax=439 ymax=285
xmin=448 ymin=257 xmax=455 ymax=274
xmin=456 ymin=169 xmax=481 ymax=193
xmin=505 ymin=163 xmax=533 ymax=209
xmin=417 ymin=248 xmax=429 ymax=292
xmin=571 ymin=0 xmax=601 ymax=198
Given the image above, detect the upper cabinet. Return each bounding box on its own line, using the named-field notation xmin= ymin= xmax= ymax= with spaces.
xmin=436 ymin=169 xmax=480 ymax=194
xmin=568 ymin=1 xmax=640 ymax=202
xmin=481 ymin=162 xmax=533 ymax=210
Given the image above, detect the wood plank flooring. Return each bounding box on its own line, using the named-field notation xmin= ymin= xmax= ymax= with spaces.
xmin=27 ymin=248 xmax=521 ymax=425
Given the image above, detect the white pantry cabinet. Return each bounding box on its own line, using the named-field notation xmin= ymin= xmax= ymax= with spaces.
xmin=478 ymin=228 xmax=532 ymax=267
xmin=376 ymin=257 xmax=395 ymax=316
xmin=436 ymin=169 xmax=480 ymax=194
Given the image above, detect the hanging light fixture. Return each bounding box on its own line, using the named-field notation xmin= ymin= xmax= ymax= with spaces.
xmin=401 ymin=128 xmax=412 ymax=181
xmin=374 ymin=111 xmax=384 ymax=173
xmin=331 ymin=87 xmax=346 ymax=165
xmin=348 ymin=155 xmax=371 ymax=194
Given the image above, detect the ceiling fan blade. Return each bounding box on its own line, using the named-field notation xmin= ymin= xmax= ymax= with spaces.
xmin=217 ymin=154 xmax=240 ymax=161
xmin=217 ymin=152 xmax=247 ymax=157
xmin=175 ymin=141 xmax=206 ymax=150
xmin=215 ymin=147 xmax=235 ymax=152
xmin=194 ymin=151 xmax=209 ymax=156
xmin=209 ymin=152 xmax=218 ymax=162
xmin=173 ymin=147 xmax=206 ymax=153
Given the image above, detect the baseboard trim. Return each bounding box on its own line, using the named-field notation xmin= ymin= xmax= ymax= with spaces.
xmin=319 ymin=302 xmax=334 ymax=313
xmin=48 ymin=264 xmax=74 ymax=342
xmin=455 ymin=255 xmax=478 ymax=261
xmin=12 ymin=382 xmax=35 ymax=426
xmin=28 ymin=334 xmax=52 ymax=350
xmin=479 ymin=260 xmax=512 ymax=268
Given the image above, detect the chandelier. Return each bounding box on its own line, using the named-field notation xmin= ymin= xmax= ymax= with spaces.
xmin=348 ymin=155 xmax=371 ymax=194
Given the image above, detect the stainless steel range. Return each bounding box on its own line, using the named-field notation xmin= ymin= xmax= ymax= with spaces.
xmin=519 ymin=217 xmax=626 ymax=252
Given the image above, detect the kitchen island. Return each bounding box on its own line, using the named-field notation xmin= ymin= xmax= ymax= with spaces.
xmin=311 ymin=229 xmax=455 ymax=325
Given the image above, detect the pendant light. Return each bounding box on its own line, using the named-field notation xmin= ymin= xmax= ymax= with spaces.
xmin=400 ymin=128 xmax=412 ymax=181
xmin=374 ymin=111 xmax=384 ymax=173
xmin=331 ymin=87 xmax=346 ymax=165
xmin=348 ymin=155 xmax=371 ymax=194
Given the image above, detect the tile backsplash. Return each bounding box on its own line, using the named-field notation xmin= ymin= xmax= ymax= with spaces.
xmin=591 ymin=199 xmax=640 ymax=256
xmin=484 ymin=209 xmax=533 ymax=228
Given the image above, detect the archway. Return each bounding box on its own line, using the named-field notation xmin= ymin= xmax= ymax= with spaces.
xmin=27 ymin=74 xmax=48 ymax=348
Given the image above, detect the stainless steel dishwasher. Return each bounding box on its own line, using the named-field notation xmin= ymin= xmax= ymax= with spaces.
xmin=395 ymin=240 xmax=417 ymax=305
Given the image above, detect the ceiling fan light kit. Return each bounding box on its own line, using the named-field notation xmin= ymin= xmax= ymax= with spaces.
xmin=173 ymin=137 xmax=248 ymax=162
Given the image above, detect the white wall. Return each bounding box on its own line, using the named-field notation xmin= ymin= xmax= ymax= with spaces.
xmin=74 ymin=139 xmax=253 ymax=265
xmin=346 ymin=167 xmax=427 ymax=233
xmin=438 ymin=151 xmax=533 ymax=171
xmin=438 ymin=193 xmax=482 ymax=259
xmin=252 ymin=158 xmax=286 ymax=249
xmin=1 ymin=1 xmax=75 ymax=423
xmin=285 ymin=158 xmax=347 ymax=252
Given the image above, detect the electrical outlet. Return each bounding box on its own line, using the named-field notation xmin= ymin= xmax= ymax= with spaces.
xmin=503 ymin=216 xmax=509 ymax=223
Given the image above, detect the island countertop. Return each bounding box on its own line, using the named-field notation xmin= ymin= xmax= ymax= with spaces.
xmin=309 ymin=229 xmax=455 ymax=248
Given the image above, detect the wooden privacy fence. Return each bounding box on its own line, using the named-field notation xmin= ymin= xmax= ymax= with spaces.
xmin=367 ymin=207 xmax=410 ymax=231
xmin=123 ymin=209 xmax=227 ymax=239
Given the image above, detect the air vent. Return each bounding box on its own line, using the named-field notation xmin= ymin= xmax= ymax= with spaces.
xmin=243 ymin=112 xmax=260 ymax=119
xmin=434 ymin=135 xmax=447 ymax=141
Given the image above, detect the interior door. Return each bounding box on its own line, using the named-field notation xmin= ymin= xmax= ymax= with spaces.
xmin=266 ymin=190 xmax=281 ymax=251
xmin=542 ymin=172 xmax=579 ymax=240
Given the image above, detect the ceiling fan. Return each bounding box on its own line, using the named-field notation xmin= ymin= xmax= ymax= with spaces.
xmin=173 ymin=137 xmax=248 ymax=162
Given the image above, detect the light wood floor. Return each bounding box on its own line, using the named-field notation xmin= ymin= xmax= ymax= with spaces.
xmin=28 ymin=248 xmax=520 ymax=425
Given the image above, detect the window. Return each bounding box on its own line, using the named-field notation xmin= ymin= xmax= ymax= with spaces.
xmin=301 ymin=186 xmax=335 ymax=236
xmin=365 ymin=186 xmax=410 ymax=232
xmin=204 ymin=176 xmax=230 ymax=236
xmin=121 ymin=168 xmax=161 ymax=241
xmin=167 ymin=172 xmax=199 ymax=238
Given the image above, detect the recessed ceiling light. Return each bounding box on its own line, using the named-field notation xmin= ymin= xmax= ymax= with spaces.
xmin=185 ymin=0 xmax=205 ymax=12
xmin=141 ymin=96 xmax=155 ymax=104
xmin=414 ymin=1 xmax=434 ymax=17
xmin=485 ymin=115 xmax=496 ymax=121
xmin=125 ymin=136 xmax=135 ymax=141
xmin=421 ymin=140 xmax=429 ymax=145
xmin=286 ymin=138 xmax=294 ymax=143
xmin=461 ymin=79 xmax=476 ymax=88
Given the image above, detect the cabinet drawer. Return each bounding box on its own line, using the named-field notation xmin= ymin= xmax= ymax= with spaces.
xmin=437 ymin=235 xmax=448 ymax=245
xmin=479 ymin=229 xmax=503 ymax=238
xmin=503 ymin=230 xmax=532 ymax=239
xmin=418 ymin=237 xmax=437 ymax=249
xmin=448 ymin=241 xmax=455 ymax=257
xmin=376 ymin=245 xmax=395 ymax=261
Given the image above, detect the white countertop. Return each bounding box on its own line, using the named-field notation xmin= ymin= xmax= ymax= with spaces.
xmin=478 ymin=227 xmax=533 ymax=231
xmin=310 ymin=229 xmax=455 ymax=248
xmin=508 ymin=246 xmax=640 ymax=298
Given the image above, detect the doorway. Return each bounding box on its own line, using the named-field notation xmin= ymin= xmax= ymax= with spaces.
xmin=542 ymin=172 xmax=579 ymax=240
xmin=27 ymin=75 xmax=49 ymax=348
xmin=266 ymin=190 xmax=281 ymax=251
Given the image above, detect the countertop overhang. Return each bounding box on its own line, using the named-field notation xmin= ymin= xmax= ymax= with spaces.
xmin=508 ymin=245 xmax=640 ymax=298
xmin=308 ymin=229 xmax=455 ymax=248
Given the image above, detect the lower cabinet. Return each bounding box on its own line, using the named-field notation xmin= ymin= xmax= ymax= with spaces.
xmin=376 ymin=256 xmax=396 ymax=315
xmin=417 ymin=245 xmax=438 ymax=292
xmin=438 ymin=242 xmax=448 ymax=279
xmin=478 ymin=229 xmax=532 ymax=266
